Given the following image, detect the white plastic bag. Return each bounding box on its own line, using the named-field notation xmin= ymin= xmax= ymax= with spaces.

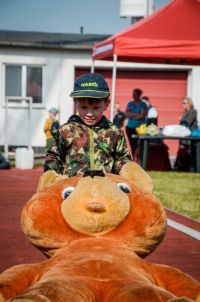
xmin=163 ymin=124 xmax=191 ymax=137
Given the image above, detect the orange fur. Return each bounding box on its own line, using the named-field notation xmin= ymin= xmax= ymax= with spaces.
xmin=0 ymin=162 xmax=199 ymax=301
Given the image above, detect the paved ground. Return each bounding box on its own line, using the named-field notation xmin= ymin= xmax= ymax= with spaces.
xmin=0 ymin=168 xmax=199 ymax=281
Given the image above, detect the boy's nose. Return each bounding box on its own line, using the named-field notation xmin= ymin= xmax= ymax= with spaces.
xmin=86 ymin=111 xmax=94 ymax=116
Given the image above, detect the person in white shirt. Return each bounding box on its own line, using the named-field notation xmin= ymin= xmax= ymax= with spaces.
xmin=142 ymin=96 xmax=158 ymax=126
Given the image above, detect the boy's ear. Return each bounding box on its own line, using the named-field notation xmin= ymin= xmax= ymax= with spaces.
xmin=105 ymin=98 xmax=110 ymax=108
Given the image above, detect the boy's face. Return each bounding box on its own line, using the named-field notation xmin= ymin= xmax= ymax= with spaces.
xmin=49 ymin=112 xmax=57 ymax=119
xmin=75 ymin=98 xmax=109 ymax=126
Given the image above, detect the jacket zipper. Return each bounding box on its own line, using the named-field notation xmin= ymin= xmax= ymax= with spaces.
xmin=89 ymin=127 xmax=95 ymax=170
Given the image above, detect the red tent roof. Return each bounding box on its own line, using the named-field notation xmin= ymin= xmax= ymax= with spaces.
xmin=93 ymin=0 xmax=200 ymax=65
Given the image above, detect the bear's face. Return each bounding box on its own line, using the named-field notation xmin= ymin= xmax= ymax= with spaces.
xmin=21 ymin=162 xmax=167 ymax=258
xmin=61 ymin=174 xmax=131 ymax=235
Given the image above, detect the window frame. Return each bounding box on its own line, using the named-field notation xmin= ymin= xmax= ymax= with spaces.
xmin=2 ymin=63 xmax=46 ymax=108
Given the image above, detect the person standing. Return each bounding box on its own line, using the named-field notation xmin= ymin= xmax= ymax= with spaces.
xmin=44 ymin=107 xmax=59 ymax=150
xmin=113 ymin=102 xmax=126 ymax=129
xmin=125 ymin=88 xmax=147 ymax=158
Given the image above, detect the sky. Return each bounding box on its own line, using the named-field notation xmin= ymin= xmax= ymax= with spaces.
xmin=0 ymin=0 xmax=170 ymax=35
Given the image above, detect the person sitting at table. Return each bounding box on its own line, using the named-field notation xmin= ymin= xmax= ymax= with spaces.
xmin=142 ymin=96 xmax=158 ymax=126
xmin=138 ymin=96 xmax=171 ymax=171
xmin=174 ymin=97 xmax=198 ymax=171
xmin=179 ymin=97 xmax=198 ymax=130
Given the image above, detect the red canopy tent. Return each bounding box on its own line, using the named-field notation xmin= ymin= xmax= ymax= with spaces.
xmin=92 ymin=0 xmax=200 ymax=120
xmin=93 ymin=0 xmax=200 ymax=65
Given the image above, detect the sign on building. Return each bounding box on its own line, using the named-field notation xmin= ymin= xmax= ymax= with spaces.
xmin=120 ymin=0 xmax=153 ymax=17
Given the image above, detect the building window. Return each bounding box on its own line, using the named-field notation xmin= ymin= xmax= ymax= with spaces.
xmin=6 ymin=65 xmax=22 ymax=98
xmin=5 ymin=64 xmax=43 ymax=104
xmin=27 ymin=66 xmax=42 ymax=103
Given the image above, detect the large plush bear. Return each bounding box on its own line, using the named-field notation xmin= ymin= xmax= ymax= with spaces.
xmin=0 ymin=162 xmax=199 ymax=301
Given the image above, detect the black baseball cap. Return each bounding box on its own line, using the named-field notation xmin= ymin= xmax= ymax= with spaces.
xmin=70 ymin=73 xmax=110 ymax=99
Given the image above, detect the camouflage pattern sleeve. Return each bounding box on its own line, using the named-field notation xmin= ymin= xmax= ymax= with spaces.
xmin=112 ymin=130 xmax=132 ymax=174
xmin=44 ymin=138 xmax=66 ymax=174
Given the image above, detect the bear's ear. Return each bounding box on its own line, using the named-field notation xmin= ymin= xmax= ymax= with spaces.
xmin=119 ymin=162 xmax=153 ymax=193
xmin=37 ymin=170 xmax=67 ymax=192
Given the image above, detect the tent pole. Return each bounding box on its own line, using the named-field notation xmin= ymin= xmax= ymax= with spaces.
xmin=110 ymin=54 xmax=117 ymax=122
xmin=91 ymin=59 xmax=95 ymax=73
xmin=4 ymin=98 xmax=8 ymax=159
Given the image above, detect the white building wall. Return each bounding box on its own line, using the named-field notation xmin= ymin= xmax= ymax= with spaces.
xmin=0 ymin=47 xmax=200 ymax=149
xmin=0 ymin=48 xmax=93 ymax=148
xmin=189 ymin=67 xmax=200 ymax=123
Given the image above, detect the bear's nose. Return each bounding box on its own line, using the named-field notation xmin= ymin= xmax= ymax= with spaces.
xmin=87 ymin=202 xmax=106 ymax=213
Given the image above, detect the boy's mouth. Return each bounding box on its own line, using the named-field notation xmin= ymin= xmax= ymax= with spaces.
xmin=84 ymin=118 xmax=96 ymax=124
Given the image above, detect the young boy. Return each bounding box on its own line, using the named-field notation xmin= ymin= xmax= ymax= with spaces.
xmin=44 ymin=73 xmax=132 ymax=177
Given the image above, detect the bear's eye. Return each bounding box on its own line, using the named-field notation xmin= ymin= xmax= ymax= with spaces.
xmin=117 ymin=183 xmax=131 ymax=193
xmin=62 ymin=186 xmax=75 ymax=199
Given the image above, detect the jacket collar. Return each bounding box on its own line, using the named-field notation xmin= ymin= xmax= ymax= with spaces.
xmin=67 ymin=114 xmax=111 ymax=129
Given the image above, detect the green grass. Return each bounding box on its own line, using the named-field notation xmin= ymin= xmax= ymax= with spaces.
xmin=149 ymin=171 xmax=200 ymax=221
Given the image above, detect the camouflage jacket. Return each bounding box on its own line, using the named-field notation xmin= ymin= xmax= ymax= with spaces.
xmin=44 ymin=115 xmax=132 ymax=177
